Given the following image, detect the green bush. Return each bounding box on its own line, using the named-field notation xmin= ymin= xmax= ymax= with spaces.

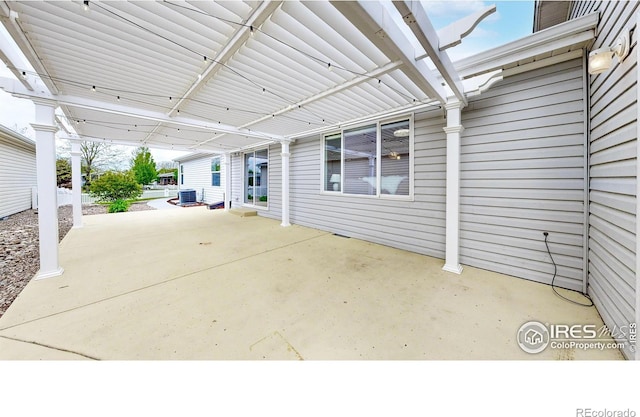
xmin=90 ymin=171 xmax=142 ymax=203
xmin=108 ymin=199 xmax=130 ymax=213
xmin=259 ymin=196 xmax=267 ymax=202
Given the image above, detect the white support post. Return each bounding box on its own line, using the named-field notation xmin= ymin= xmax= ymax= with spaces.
xmin=442 ymin=99 xmax=464 ymax=274
xmin=70 ymin=140 xmax=83 ymax=228
xmin=224 ymin=152 xmax=231 ymax=211
xmin=31 ymin=98 xmax=64 ymax=279
xmin=281 ymin=141 xmax=291 ymax=227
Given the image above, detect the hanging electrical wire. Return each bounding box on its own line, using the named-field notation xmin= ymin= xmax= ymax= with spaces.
xmin=91 ymin=1 xmax=330 ymax=125
xmin=162 ymin=0 xmax=421 ymax=103
xmin=13 ymin=67 xmax=328 ymax=128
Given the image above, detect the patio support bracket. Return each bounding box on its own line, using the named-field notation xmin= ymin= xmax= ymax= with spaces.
xmin=281 ymin=140 xmax=291 ymax=227
xmin=442 ymin=99 xmax=464 ymax=275
xmin=30 ymin=97 xmax=64 ymax=279
xmin=69 ymin=138 xmax=83 ymax=229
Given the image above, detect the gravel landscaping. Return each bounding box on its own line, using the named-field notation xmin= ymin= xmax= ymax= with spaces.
xmin=0 ymin=203 xmax=155 ymax=318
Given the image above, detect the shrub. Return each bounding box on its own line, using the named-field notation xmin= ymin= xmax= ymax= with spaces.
xmin=259 ymin=196 xmax=267 ymax=202
xmin=90 ymin=171 xmax=142 ymax=203
xmin=108 ymin=199 xmax=130 ymax=213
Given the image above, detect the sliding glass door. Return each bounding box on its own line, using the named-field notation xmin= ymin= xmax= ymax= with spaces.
xmin=244 ymin=149 xmax=268 ymax=207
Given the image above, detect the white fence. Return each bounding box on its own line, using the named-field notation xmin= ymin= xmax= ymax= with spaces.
xmin=52 ymin=188 xmax=178 ymax=207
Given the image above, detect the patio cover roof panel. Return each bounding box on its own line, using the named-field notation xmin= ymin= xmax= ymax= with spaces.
xmin=9 ymin=2 xmax=210 ymax=110
xmin=1 ymin=0 xmax=459 ymax=153
xmin=12 ymin=2 xmax=208 ymax=71
xmin=270 ymin=1 xmax=381 ymax=72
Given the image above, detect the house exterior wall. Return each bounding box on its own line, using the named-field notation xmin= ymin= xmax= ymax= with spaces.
xmin=460 ymin=58 xmax=587 ymax=291
xmin=259 ymin=143 xmax=282 ymax=221
xmin=258 ymin=109 xmax=447 ymax=258
xmin=179 ymin=155 xmax=225 ymax=204
xmin=0 ymin=129 xmax=36 ymax=218
xmin=231 ymin=153 xmax=242 ymax=208
xmin=571 ymin=0 xmax=638 ymax=359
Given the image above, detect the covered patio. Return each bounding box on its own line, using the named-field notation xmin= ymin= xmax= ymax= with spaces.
xmin=0 ymin=208 xmax=623 ymax=360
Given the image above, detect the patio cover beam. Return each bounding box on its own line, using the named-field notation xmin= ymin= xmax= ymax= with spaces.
xmin=393 ymin=1 xmax=467 ymax=105
xmin=454 ymin=12 xmax=598 ymax=78
xmin=0 ymin=76 xmax=284 ymax=142
xmin=331 ymin=0 xmax=447 ymax=104
xmin=141 ymin=1 xmax=283 ymax=146
xmin=167 ymin=0 xmax=282 ymax=119
xmin=196 ymin=60 xmax=403 ymax=149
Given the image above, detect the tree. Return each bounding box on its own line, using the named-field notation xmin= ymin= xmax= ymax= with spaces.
xmin=56 ymin=158 xmax=72 ymax=187
xmin=89 ymin=171 xmax=142 ymax=202
xmin=157 ymin=160 xmax=178 ymax=170
xmin=77 ymin=142 xmax=129 ymax=188
xmin=131 ymin=147 xmax=157 ymax=185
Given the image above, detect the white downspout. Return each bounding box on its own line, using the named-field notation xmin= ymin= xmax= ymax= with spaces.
xmin=32 ymin=98 xmax=64 ymax=279
xmin=442 ymin=99 xmax=464 ymax=274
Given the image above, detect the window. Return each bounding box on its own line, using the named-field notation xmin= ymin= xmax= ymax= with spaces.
xmin=211 ymin=157 xmax=221 ymax=187
xmin=244 ymin=149 xmax=268 ymax=207
xmin=344 ymin=124 xmax=377 ymax=195
xmin=180 ymin=164 xmax=184 ymax=185
xmin=324 ymin=133 xmax=341 ymax=192
xmin=322 ymin=117 xmax=412 ymax=198
xmin=380 ymin=119 xmax=410 ymax=196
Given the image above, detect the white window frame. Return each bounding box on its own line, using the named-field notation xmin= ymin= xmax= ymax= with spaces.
xmin=321 ymin=131 xmax=343 ymax=194
xmin=242 ymin=147 xmax=269 ymax=210
xmin=320 ymin=114 xmax=414 ymax=201
xmin=211 ymin=156 xmax=221 ymax=187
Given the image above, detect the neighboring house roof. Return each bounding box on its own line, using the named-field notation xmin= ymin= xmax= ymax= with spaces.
xmin=0 ymin=124 xmax=35 ymax=151
xmin=158 ymin=172 xmax=175 ymax=178
xmin=174 ymin=152 xmax=220 ymax=163
xmin=533 ymin=0 xmax=572 ymax=32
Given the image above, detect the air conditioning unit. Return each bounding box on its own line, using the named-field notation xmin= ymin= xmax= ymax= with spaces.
xmin=179 ymin=189 xmax=196 ymax=205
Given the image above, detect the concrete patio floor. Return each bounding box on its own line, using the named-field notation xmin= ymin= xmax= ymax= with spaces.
xmin=0 ymin=208 xmax=624 ymax=360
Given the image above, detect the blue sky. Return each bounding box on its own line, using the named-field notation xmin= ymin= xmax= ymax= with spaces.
xmin=425 ymin=0 xmax=535 ymax=61
xmin=0 ymin=1 xmax=534 ymax=160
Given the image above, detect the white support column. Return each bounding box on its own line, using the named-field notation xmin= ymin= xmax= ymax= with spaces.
xmin=70 ymin=140 xmax=83 ymax=229
xmin=31 ymin=98 xmax=64 ymax=279
xmin=442 ymin=99 xmax=464 ymax=274
xmin=224 ymin=152 xmax=231 ymax=211
xmin=281 ymin=141 xmax=291 ymax=227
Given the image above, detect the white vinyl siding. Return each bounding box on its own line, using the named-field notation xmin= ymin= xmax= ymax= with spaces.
xmin=0 ymin=132 xmax=36 ymax=218
xmin=179 ymin=156 xmax=225 ymax=204
xmin=231 ymin=153 xmax=242 ymax=208
xmin=574 ymin=0 xmax=638 ymax=359
xmin=460 ymin=58 xmax=587 ymax=291
xmin=270 ymin=109 xmax=445 ymax=258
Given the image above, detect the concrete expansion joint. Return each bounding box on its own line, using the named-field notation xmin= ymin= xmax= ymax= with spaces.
xmin=0 ymin=334 xmax=99 ymax=360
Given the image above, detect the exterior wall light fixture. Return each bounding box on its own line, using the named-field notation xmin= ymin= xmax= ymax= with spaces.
xmin=588 ymin=29 xmax=630 ymax=75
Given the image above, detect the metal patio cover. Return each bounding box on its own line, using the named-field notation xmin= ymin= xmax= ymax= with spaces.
xmin=1 ymin=0 xmax=459 ymax=152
